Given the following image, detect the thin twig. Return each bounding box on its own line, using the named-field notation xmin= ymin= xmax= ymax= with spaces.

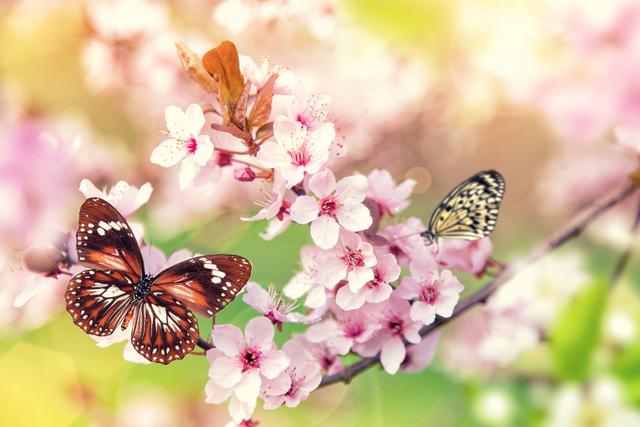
xmin=609 ymin=196 xmax=640 ymax=287
xmin=319 ymin=181 xmax=637 ymax=388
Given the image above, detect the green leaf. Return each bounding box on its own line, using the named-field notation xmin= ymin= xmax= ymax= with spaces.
xmin=550 ymin=280 xmax=608 ymax=380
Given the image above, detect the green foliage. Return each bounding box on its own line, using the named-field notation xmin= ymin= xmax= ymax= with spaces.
xmin=550 ymin=280 xmax=608 ymax=380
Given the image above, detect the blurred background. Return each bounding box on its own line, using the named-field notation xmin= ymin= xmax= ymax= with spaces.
xmin=2 ymin=0 xmax=640 ymax=425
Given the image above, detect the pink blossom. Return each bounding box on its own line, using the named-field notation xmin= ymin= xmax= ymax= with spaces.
xmin=315 ymin=230 xmax=377 ymax=293
xmin=261 ymin=340 xmax=322 ymax=409
xmin=354 ymin=297 xmax=422 ymax=374
xmin=395 ymin=259 xmax=464 ymax=326
xmin=284 ymin=245 xmax=333 ymax=309
xmin=291 ymin=334 xmax=344 ymax=375
xmin=242 ymin=282 xmax=317 ymax=331
xmin=335 ymin=253 xmax=400 ymax=310
xmin=234 ymin=166 xmax=257 ymax=182
xmin=150 ymin=104 xmax=214 ymax=190
xmin=206 ymin=317 xmax=289 ymax=422
xmin=79 ymin=179 xmax=153 ymax=217
xmin=283 ymin=90 xmax=333 ymax=133
xmin=366 ymin=169 xmax=415 ymax=216
xmin=239 ymin=55 xmax=297 ymax=96
xmin=436 ymin=238 xmax=493 ymax=277
xmin=224 ymin=419 xmax=260 ymax=427
xmin=401 ymin=332 xmax=440 ymax=373
xmin=242 ymin=174 xmax=294 ymax=240
xmin=379 ymin=218 xmax=431 ymax=266
xmin=305 ymin=307 xmax=377 ymax=355
xmin=290 ymin=170 xmax=372 ymax=249
xmin=257 ymin=117 xmax=334 ymax=186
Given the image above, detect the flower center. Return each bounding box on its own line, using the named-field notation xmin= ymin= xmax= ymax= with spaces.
xmin=419 ymin=284 xmax=439 ymax=304
xmin=387 ymin=316 xmax=404 ymax=336
xmin=296 ymin=113 xmax=310 ymax=128
xmin=185 ymin=137 xmax=198 ymax=154
xmin=285 ymin=373 xmax=303 ymax=397
xmin=342 ymin=248 xmax=364 ymax=269
xmin=288 ymin=144 xmax=311 ymax=166
xmin=319 ymin=196 xmax=337 ymax=216
xmin=240 ymin=347 xmax=262 ymax=371
xmin=366 ymin=270 xmax=383 ymax=288
xmin=343 ymin=321 xmax=364 ymax=339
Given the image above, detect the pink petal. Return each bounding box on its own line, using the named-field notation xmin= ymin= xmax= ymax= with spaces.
xmin=165 ymin=105 xmax=189 ymax=137
xmin=228 ymin=395 xmax=256 ymax=423
xmin=262 ymin=372 xmax=292 ymax=397
xmin=242 ymin=282 xmax=270 ymax=313
xmin=290 ymin=196 xmax=320 ymax=224
xmin=380 ymin=336 xmax=406 ymax=375
xmin=394 ymin=277 xmax=420 ymax=299
xmin=335 ymin=174 xmax=368 ymax=203
xmin=410 ymin=301 xmax=436 ymax=325
xmin=378 ymin=254 xmax=401 ymax=282
xmin=310 ymin=216 xmax=340 ymax=249
xmin=260 ymin=349 xmax=289 ymax=379
xmin=347 ymin=268 xmax=374 ymax=292
xmin=434 ymin=294 xmax=460 ymax=317
xmin=336 ymin=203 xmax=372 ymax=232
xmin=245 ymin=316 xmax=275 ymax=351
xmin=305 ymin=320 xmax=340 ymax=342
xmin=150 ymin=138 xmax=185 ymax=167
xmin=368 ymin=282 xmax=393 ymax=304
xmin=409 ymin=257 xmax=438 ymax=279
xmin=314 ymin=252 xmax=347 ymax=285
xmin=205 ymin=381 xmax=234 ymax=404
xmin=308 ymin=169 xmax=336 ymax=198
xmin=211 ymin=356 xmax=243 ymax=388
xmin=335 ymin=285 xmax=366 ymax=310
xmin=234 ymin=371 xmax=262 ymax=403
xmin=273 ymin=116 xmax=306 ymax=150
xmin=305 ymin=286 xmax=327 ymax=308
xmin=212 ymin=324 xmax=244 ymax=356
xmin=256 ymin=141 xmax=289 ymax=167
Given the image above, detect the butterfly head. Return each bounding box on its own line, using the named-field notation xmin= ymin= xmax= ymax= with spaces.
xmin=420 ymin=229 xmax=436 ymax=246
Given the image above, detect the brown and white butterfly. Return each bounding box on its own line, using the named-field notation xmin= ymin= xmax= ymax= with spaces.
xmin=66 ymin=197 xmax=252 ymax=364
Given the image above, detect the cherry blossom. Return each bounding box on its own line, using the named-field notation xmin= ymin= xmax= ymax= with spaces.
xmin=335 ymin=253 xmax=400 ymax=310
xmin=242 ymin=173 xmax=295 ymax=240
xmin=290 ymin=169 xmax=372 ymax=249
xmin=150 ymin=104 xmax=214 ymax=190
xmin=242 ymin=282 xmax=317 ymax=331
xmin=436 ymin=238 xmax=493 ymax=277
xmin=305 ymin=307 xmax=377 ymax=355
xmin=366 ymin=169 xmax=415 ymax=216
xmin=79 ymin=179 xmax=153 ymax=217
xmin=257 ymin=117 xmax=335 ymax=187
xmin=395 ymin=259 xmax=464 ymax=326
xmin=354 ymin=297 xmax=423 ymax=374
xmin=291 ymin=334 xmax=344 ymax=375
xmin=261 ymin=340 xmax=322 ymax=409
xmin=315 ymin=230 xmax=377 ymax=293
xmin=379 ymin=218 xmax=431 ymax=266
xmin=284 ymin=245 xmax=334 ymax=309
xmin=205 ymin=317 xmax=289 ymax=422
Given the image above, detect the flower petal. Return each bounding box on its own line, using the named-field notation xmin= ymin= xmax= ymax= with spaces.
xmin=193 ymin=135 xmax=214 ymax=166
xmin=212 ymin=324 xmax=244 ymax=356
xmin=290 ymin=196 xmax=320 ymax=224
xmin=245 ymin=316 xmax=275 ymax=350
xmin=211 ymin=356 xmax=243 ymax=388
xmin=336 ymin=203 xmax=372 ymax=232
xmin=308 ymin=169 xmax=336 ymax=198
xmin=336 ymin=174 xmax=368 ymax=203
xmin=260 ymin=349 xmax=289 ymax=379
xmin=179 ymin=157 xmax=198 ymax=190
xmin=150 ymin=138 xmax=185 ymax=167
xmin=234 ymin=371 xmax=262 ymax=403
xmin=310 ymin=216 xmax=340 ymax=249
xmin=380 ymin=336 xmax=406 ymax=375
xmin=184 ymin=103 xmax=206 ymax=136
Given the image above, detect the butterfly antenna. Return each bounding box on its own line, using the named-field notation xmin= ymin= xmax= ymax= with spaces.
xmin=387 ymin=230 xmax=425 ymax=241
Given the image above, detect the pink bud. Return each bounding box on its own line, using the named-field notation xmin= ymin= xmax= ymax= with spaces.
xmin=234 ymin=166 xmax=257 ymax=182
xmin=215 ymin=151 xmax=233 ymax=166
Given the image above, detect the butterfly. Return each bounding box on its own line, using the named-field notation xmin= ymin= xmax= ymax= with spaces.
xmin=420 ymin=170 xmax=505 ymax=244
xmin=65 ymin=197 xmax=252 ymax=364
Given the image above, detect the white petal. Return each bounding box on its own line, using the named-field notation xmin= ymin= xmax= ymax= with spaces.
xmin=212 ymin=324 xmax=244 ymax=356
xmin=336 ymin=203 xmax=372 ymax=232
xmin=260 ymin=349 xmax=289 ymax=379
xmin=310 ymin=216 xmax=340 ymax=249
xmin=245 ymin=316 xmax=275 ymax=350
xmin=380 ymin=337 xmax=405 ymax=375
xmin=150 ymin=138 xmax=185 ymax=167
xmin=184 ymin=103 xmax=206 ymax=136
xmin=336 ymin=174 xmax=368 ymax=203
xmin=290 ymin=196 xmax=319 ymax=224
xmin=256 ymin=140 xmax=289 ymax=167
xmin=193 ymin=135 xmax=214 ymax=166
xmin=211 ymin=357 xmax=243 ymax=388
xmin=165 ymin=105 xmax=189 ymax=138
xmin=178 ymin=157 xmax=199 ymax=190
xmin=78 ymin=178 xmax=102 ymax=199
xmin=234 ymin=371 xmax=261 ymax=403
xmin=308 ymin=169 xmax=336 ymax=198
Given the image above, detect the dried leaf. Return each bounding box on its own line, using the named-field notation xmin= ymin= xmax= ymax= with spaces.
xmin=231 ymin=81 xmax=251 ymax=130
xmin=202 ymin=41 xmax=245 ymax=122
xmin=175 ymin=41 xmax=218 ymax=94
xmin=248 ymin=73 xmax=278 ymax=131
xmin=630 ymin=168 xmax=640 ymax=187
xmin=255 ymin=122 xmax=274 ymax=141
xmin=210 ymin=123 xmax=251 ymax=142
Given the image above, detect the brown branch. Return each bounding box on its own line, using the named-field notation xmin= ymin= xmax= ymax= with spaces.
xmin=319 ymin=181 xmax=637 ymax=388
xmin=609 ymin=196 xmax=640 ymax=287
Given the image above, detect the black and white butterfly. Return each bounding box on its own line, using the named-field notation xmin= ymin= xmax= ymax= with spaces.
xmin=420 ymin=170 xmax=505 ymax=244
xmin=66 ymin=197 xmax=252 ymax=364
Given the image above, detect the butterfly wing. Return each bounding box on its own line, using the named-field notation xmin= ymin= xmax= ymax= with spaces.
xmin=426 ymin=170 xmax=505 ymax=241
xmin=151 ymin=254 xmax=252 ymax=317
xmin=66 ymin=269 xmax=136 ymax=336
xmin=76 ymin=197 xmax=144 ymax=277
xmin=131 ymin=290 xmax=199 ymax=364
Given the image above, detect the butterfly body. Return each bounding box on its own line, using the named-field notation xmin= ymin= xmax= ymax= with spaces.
xmin=66 ymin=198 xmax=252 ymax=364
xmin=422 ymin=170 xmax=505 ymax=244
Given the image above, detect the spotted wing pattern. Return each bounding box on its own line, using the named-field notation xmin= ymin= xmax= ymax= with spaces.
xmin=152 ymin=254 xmax=252 ymax=317
xmin=424 ymin=170 xmax=505 ymax=242
xmin=131 ymin=290 xmax=199 ymax=364
xmin=75 ymin=197 xmax=144 ymax=278
xmin=65 ymin=269 xmax=136 ymax=336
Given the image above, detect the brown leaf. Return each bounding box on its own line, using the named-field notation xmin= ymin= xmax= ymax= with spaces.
xmin=210 ymin=123 xmax=251 ymax=142
xmin=202 ymin=41 xmax=245 ymax=122
xmin=629 ymin=168 xmax=640 ymax=187
xmin=231 ymin=81 xmax=251 ymax=130
xmin=175 ymin=42 xmax=218 ymax=94
xmin=248 ymin=73 xmax=278 ymax=131
xmin=255 ymin=122 xmax=274 ymax=141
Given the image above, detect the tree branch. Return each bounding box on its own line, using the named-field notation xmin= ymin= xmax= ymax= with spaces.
xmin=609 ymin=196 xmax=640 ymax=287
xmin=319 ymin=181 xmax=638 ymax=388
